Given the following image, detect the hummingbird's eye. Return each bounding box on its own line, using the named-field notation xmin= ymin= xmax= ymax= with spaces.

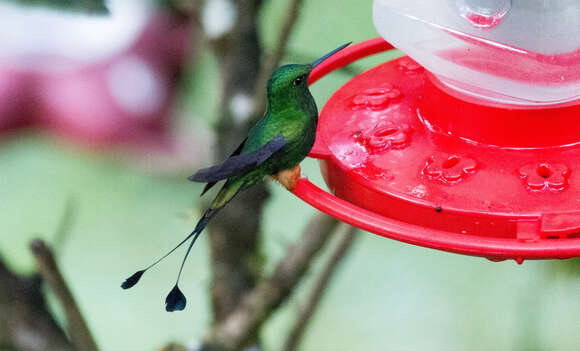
xmin=293 ymin=76 xmax=304 ymax=86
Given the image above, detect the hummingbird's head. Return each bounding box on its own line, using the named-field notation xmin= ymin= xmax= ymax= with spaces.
xmin=266 ymin=42 xmax=351 ymax=99
xmin=267 ymin=64 xmax=312 ymax=98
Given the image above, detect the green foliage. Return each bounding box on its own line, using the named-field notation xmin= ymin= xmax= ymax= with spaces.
xmin=1 ymin=0 xmax=109 ymax=14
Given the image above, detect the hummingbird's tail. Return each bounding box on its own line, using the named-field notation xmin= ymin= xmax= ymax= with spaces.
xmin=121 ymin=178 xmax=245 ymax=311
xmin=163 ymin=207 xmax=218 ymax=311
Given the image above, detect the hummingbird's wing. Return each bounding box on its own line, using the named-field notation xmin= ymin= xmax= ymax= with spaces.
xmin=198 ymin=138 xmax=247 ymax=196
xmin=189 ymin=135 xmax=286 ymax=184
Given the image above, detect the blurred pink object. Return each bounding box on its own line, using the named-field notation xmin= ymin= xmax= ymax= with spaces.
xmin=0 ymin=4 xmax=193 ymax=146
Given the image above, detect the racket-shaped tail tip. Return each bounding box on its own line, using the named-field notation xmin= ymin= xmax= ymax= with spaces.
xmin=121 ymin=270 xmax=145 ymax=289
xmin=165 ymin=285 xmax=187 ymax=312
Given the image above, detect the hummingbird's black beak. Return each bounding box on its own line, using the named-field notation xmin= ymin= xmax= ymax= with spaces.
xmin=311 ymin=42 xmax=352 ymax=69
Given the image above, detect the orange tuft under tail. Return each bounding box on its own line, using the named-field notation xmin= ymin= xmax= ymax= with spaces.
xmin=272 ymin=165 xmax=301 ymax=191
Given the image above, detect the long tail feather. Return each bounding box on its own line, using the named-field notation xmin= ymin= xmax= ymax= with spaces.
xmin=165 ymin=208 xmax=217 ymax=312
xmin=164 ymin=180 xmax=245 ymax=311
xmin=122 ymin=178 xmax=245 ymax=312
xmin=121 ymin=209 xmax=217 ymax=290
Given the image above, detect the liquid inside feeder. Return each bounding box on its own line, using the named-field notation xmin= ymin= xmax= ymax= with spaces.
xmin=373 ymin=0 xmax=580 ymax=105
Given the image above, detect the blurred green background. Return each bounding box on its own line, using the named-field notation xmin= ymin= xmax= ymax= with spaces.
xmin=2 ymin=0 xmax=580 ymax=350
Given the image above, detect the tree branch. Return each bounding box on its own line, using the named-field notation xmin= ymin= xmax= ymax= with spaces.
xmin=159 ymin=342 xmax=187 ymax=351
xmin=252 ymin=0 xmax=305 ymax=116
xmin=30 ymin=239 xmax=99 ymax=351
xmin=0 ymin=257 xmax=73 ymax=351
xmin=202 ymin=0 xmax=268 ymax=331
xmin=5 ymin=0 xmax=109 ymax=14
xmin=282 ymin=226 xmax=358 ymax=351
xmin=202 ymin=213 xmax=341 ymax=351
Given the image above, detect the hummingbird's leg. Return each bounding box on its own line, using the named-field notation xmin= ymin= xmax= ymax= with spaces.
xmin=272 ymin=165 xmax=301 ymax=191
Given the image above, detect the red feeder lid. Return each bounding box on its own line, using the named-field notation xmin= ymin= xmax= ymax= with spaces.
xmin=294 ymin=38 xmax=580 ymax=263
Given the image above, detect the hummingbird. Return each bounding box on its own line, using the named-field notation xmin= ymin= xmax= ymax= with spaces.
xmin=121 ymin=42 xmax=351 ymax=312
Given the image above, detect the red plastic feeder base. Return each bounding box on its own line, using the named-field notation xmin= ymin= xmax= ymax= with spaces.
xmin=294 ymin=38 xmax=580 ymax=263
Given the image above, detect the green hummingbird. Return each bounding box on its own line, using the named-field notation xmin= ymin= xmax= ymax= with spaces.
xmin=121 ymin=42 xmax=351 ymax=312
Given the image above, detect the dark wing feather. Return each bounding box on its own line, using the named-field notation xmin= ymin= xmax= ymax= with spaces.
xmin=197 ymin=139 xmax=247 ymax=196
xmin=200 ymin=181 xmax=217 ymax=197
xmin=190 ymin=135 xmax=286 ymax=184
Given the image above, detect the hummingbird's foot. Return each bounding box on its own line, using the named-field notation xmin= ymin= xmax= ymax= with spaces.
xmin=272 ymin=165 xmax=301 ymax=191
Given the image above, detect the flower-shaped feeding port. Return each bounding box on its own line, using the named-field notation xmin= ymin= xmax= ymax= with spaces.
xmin=519 ymin=163 xmax=570 ymax=192
xmin=354 ymin=122 xmax=410 ymax=153
xmin=423 ymin=154 xmax=477 ymax=184
xmin=351 ymin=86 xmax=402 ymax=111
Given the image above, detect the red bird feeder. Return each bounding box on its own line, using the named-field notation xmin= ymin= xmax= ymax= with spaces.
xmin=293 ymin=0 xmax=580 ymax=263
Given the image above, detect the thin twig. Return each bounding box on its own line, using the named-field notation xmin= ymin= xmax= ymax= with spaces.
xmin=0 ymin=256 xmax=74 ymax=350
xmin=52 ymin=196 xmax=77 ymax=251
xmin=202 ymin=213 xmax=341 ymax=351
xmin=252 ymin=0 xmax=305 ymax=116
xmin=29 ymin=239 xmax=99 ymax=351
xmin=282 ymin=225 xmax=358 ymax=351
xmin=159 ymin=342 xmax=187 ymax=351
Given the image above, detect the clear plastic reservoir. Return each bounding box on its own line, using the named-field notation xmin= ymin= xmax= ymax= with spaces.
xmin=373 ymin=0 xmax=580 ymax=105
